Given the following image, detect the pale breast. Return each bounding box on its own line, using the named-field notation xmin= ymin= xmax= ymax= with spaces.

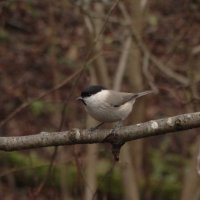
xmin=84 ymin=90 xmax=135 ymax=122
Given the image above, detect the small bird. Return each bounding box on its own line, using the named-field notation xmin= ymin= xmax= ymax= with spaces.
xmin=77 ymin=85 xmax=153 ymax=130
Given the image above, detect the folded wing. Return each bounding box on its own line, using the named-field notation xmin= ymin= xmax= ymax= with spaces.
xmin=106 ymin=90 xmax=153 ymax=107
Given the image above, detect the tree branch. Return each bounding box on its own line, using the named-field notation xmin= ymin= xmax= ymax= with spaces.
xmin=0 ymin=112 xmax=200 ymax=151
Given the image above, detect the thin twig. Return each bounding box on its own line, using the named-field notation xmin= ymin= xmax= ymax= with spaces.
xmin=33 ymin=0 xmax=121 ymax=196
xmin=0 ymin=67 xmax=82 ymax=128
xmin=0 ymin=52 xmax=101 ymax=128
xmin=83 ymin=1 xmax=121 ymax=199
xmin=113 ymin=35 xmax=132 ymax=90
xmin=119 ymin=2 xmax=189 ymax=86
xmin=142 ymin=52 xmax=159 ymax=93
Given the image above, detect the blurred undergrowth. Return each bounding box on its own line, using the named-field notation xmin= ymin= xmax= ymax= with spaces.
xmin=0 ymin=148 xmax=189 ymax=199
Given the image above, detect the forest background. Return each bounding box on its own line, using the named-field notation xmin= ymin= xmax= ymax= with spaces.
xmin=0 ymin=0 xmax=200 ymax=199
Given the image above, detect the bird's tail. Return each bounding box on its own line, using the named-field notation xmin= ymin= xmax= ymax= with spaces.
xmin=134 ymin=90 xmax=153 ymax=99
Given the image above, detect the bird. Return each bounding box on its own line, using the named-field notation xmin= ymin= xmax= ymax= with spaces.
xmin=77 ymin=85 xmax=153 ymax=130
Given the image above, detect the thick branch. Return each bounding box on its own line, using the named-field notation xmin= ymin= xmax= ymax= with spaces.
xmin=0 ymin=112 xmax=200 ymax=151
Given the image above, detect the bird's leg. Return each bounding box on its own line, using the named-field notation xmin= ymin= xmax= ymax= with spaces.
xmin=89 ymin=122 xmax=104 ymax=131
xmin=102 ymin=121 xmax=124 ymax=161
xmin=116 ymin=120 xmax=123 ymax=128
xmin=110 ymin=120 xmax=123 ymax=135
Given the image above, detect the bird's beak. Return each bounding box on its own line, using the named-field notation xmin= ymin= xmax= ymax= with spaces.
xmin=76 ymin=97 xmax=82 ymax=101
xmin=77 ymin=96 xmax=86 ymax=105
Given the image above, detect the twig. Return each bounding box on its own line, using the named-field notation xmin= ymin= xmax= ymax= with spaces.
xmin=119 ymin=2 xmax=189 ymax=86
xmin=33 ymin=48 xmax=102 ymax=198
xmin=112 ymin=33 xmax=132 ymax=160
xmin=33 ymin=0 xmax=121 ymax=197
xmin=83 ymin=2 xmax=121 ymax=198
xmin=192 ymin=45 xmax=200 ymax=55
xmin=142 ymin=52 xmax=159 ymax=93
xmin=113 ymin=35 xmax=132 ymax=90
xmin=0 ymin=52 xmax=102 ymax=128
xmin=93 ymin=0 xmax=120 ymax=44
xmin=93 ymin=2 xmax=110 ymax=87
xmin=0 ymin=67 xmax=82 ymax=128
xmin=32 ymin=147 xmax=58 ymax=196
xmin=197 ymin=144 xmax=200 ymax=176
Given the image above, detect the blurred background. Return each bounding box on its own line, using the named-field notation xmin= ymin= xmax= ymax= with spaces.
xmin=0 ymin=0 xmax=200 ymax=199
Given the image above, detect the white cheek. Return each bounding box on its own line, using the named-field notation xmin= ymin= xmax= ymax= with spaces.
xmin=85 ymin=90 xmax=109 ymax=106
xmin=83 ymin=90 xmax=118 ymax=122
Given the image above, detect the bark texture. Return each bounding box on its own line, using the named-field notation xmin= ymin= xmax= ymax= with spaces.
xmin=0 ymin=112 xmax=199 ymax=151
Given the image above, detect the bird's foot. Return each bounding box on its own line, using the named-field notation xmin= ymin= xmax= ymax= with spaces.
xmin=109 ymin=121 xmax=123 ymax=135
xmin=88 ymin=122 xmax=104 ymax=132
xmin=103 ymin=121 xmax=124 ymax=161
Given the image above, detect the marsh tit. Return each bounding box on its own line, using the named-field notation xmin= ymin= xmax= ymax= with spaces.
xmin=77 ymin=85 xmax=153 ymax=130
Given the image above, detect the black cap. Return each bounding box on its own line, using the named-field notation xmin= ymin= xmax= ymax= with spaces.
xmin=81 ymin=85 xmax=106 ymax=98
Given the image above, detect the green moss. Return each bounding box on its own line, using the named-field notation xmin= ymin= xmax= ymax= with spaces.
xmin=97 ymin=160 xmax=122 ymax=199
xmin=0 ymin=153 xmax=123 ymax=198
xmin=149 ymin=149 xmax=185 ymax=200
xmin=0 ymin=29 xmax=10 ymax=42
xmin=30 ymin=101 xmax=55 ymax=116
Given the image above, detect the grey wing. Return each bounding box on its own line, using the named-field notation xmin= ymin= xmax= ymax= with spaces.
xmin=106 ymin=90 xmax=153 ymax=107
xmin=106 ymin=91 xmax=134 ymax=107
